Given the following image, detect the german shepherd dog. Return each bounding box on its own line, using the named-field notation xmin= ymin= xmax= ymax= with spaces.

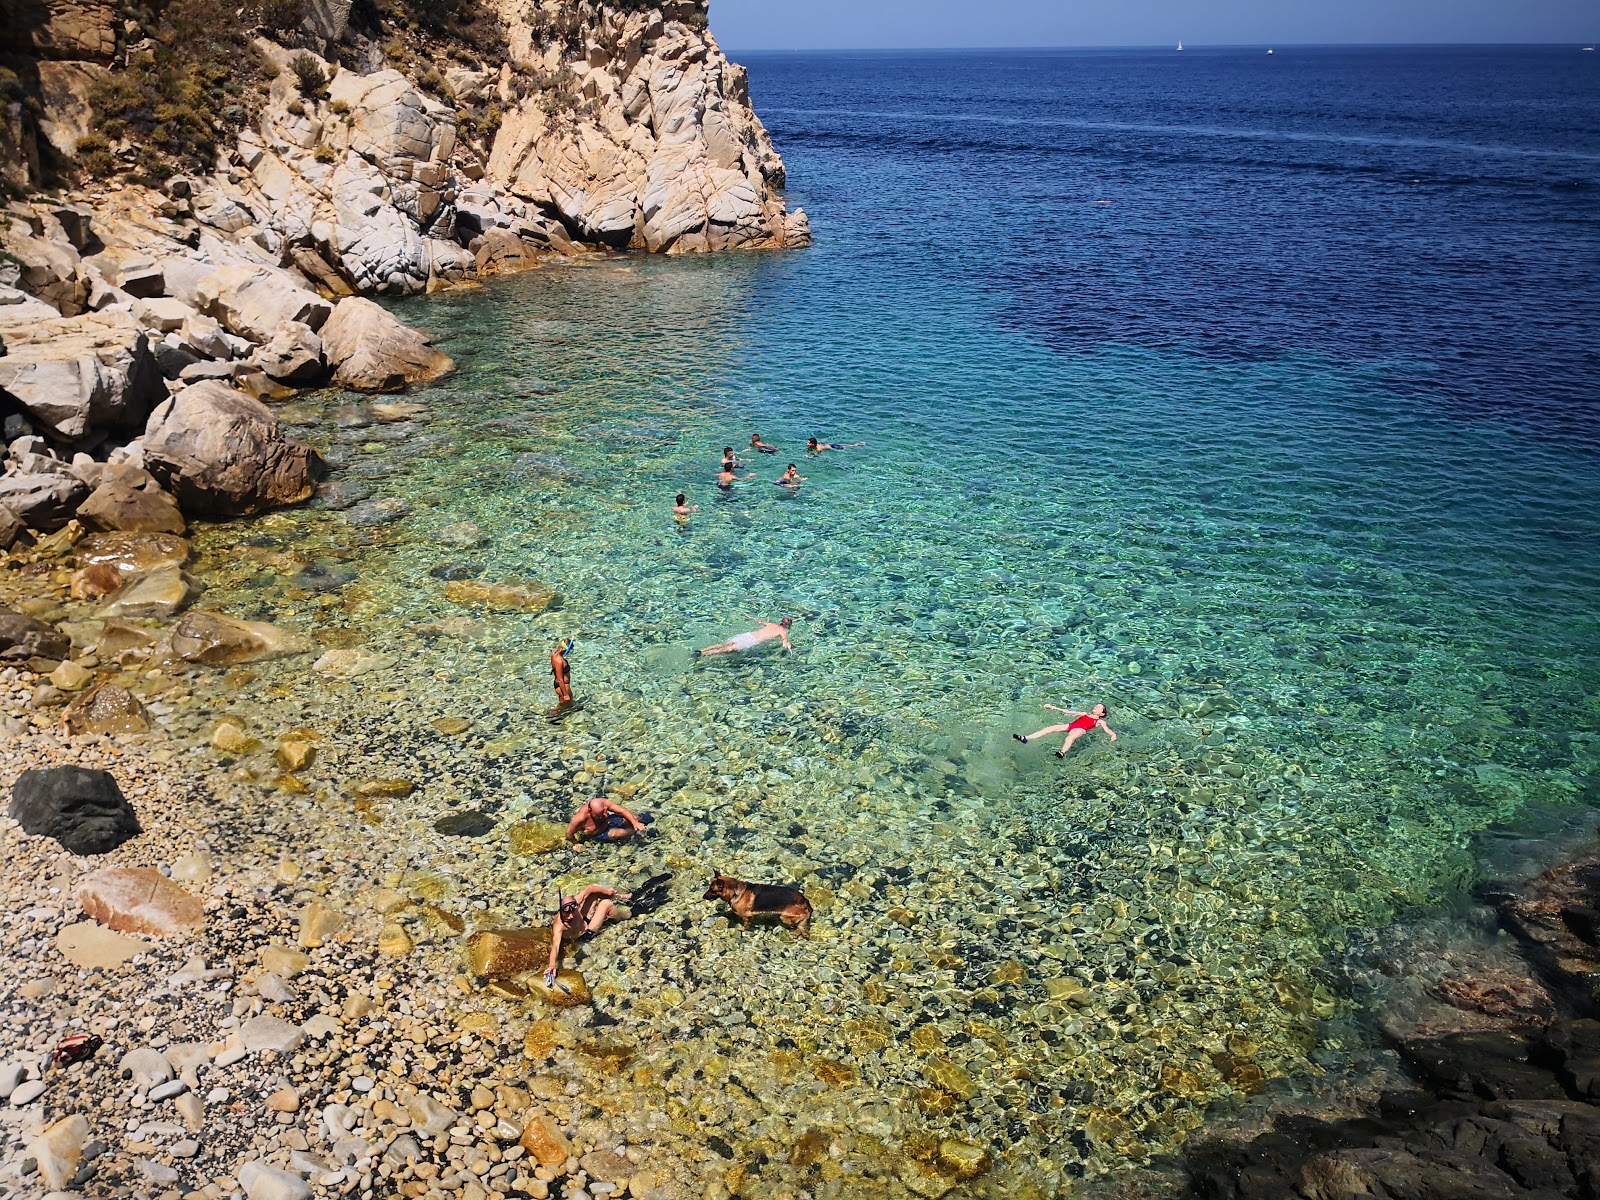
xmin=703 ymin=871 xmax=812 ymax=938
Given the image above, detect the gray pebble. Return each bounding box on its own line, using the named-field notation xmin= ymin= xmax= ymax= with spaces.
xmin=149 ymin=1079 xmax=189 ymax=1102
xmin=170 ymin=1139 xmax=199 ymax=1158
xmin=10 ymin=1079 xmax=45 ymax=1106
xmin=351 ymin=1075 xmax=374 ymax=1093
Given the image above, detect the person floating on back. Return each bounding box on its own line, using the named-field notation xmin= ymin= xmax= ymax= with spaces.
xmin=1014 ymin=703 xmax=1117 ymax=758
xmin=750 ymin=433 xmax=779 ymax=454
xmin=697 ymin=617 xmax=794 ymax=657
xmin=566 ymin=795 xmax=648 ymax=844
xmin=807 ymin=437 xmax=864 ymax=452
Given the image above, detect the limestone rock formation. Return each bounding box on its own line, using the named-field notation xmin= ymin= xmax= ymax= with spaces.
xmin=143 ymin=381 xmax=321 ymax=516
xmin=167 ymin=610 xmax=311 ymax=665
xmin=318 ymin=297 xmax=453 ymax=391
xmin=0 ymin=310 xmax=165 ymax=443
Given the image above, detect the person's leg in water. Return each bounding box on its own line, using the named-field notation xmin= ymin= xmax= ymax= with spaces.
xmin=604 ymin=814 xmax=633 ymax=841
xmin=583 ymin=899 xmax=618 ymax=938
xmin=1055 ymin=727 xmax=1089 ymax=757
xmin=1014 ymin=723 xmax=1071 ymax=744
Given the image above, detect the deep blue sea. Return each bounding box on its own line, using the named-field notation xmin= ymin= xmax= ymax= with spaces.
xmin=215 ymin=45 xmax=1600 ymax=1194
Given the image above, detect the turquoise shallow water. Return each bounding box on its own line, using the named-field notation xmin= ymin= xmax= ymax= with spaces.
xmin=189 ymin=46 xmax=1600 ymax=1195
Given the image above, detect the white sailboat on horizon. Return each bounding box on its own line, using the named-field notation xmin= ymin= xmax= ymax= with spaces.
xmin=1177 ymin=40 xmax=1184 ymax=51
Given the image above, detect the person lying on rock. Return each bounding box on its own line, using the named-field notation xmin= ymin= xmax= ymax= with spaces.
xmin=565 ymin=795 xmax=648 ymax=844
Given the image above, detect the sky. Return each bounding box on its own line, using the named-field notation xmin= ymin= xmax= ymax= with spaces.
xmin=711 ymin=0 xmax=1599 ymax=52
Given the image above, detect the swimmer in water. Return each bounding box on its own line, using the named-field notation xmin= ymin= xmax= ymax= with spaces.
xmin=697 ymin=617 xmax=794 ymax=657
xmin=806 ymin=437 xmax=865 ymax=452
xmin=544 ymin=883 xmax=626 ymax=988
xmin=1013 ymin=703 xmax=1117 ymax=758
xmin=721 ymin=447 xmax=741 ymax=471
xmin=750 ymin=433 xmax=779 ymax=454
xmin=673 ymin=493 xmax=698 ymax=517
xmin=775 ymin=463 xmax=806 ymax=489
xmin=715 ymin=465 xmax=755 ymax=491
xmin=565 ymin=794 xmax=648 ymax=844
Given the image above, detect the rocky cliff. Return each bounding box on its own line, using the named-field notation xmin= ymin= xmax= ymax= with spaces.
xmin=0 ymin=0 xmax=806 ymax=541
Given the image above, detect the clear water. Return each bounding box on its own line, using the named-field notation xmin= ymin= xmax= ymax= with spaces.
xmin=193 ymin=46 xmax=1600 ymax=1196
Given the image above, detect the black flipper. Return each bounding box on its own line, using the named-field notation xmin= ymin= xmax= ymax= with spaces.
xmin=627 ymin=872 xmax=674 ymax=916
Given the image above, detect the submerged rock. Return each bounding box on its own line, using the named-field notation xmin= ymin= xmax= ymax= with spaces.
xmin=62 ymin=682 xmax=151 ymax=735
xmin=462 ymin=927 xmax=554 ymax=979
xmin=508 ymin=820 xmax=566 ymax=855
xmin=0 ymin=608 xmax=70 ymax=660
xmin=443 ymin=579 xmax=559 ymax=613
xmin=98 ymin=563 xmax=197 ymax=619
xmin=169 ymin=610 xmax=310 ymax=665
xmin=74 ymin=530 xmax=190 ymax=576
xmin=434 ymin=809 xmax=494 ymax=837
xmin=9 ymin=765 xmax=139 ymax=854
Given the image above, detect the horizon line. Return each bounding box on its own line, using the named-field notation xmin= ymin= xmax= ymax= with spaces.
xmin=721 ymin=41 xmax=1600 ymax=55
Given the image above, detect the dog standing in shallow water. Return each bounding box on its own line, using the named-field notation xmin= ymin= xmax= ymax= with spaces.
xmin=704 ymin=872 xmax=812 ymax=938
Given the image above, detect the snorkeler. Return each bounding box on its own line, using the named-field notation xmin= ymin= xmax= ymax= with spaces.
xmin=775 ymin=463 xmax=806 ymax=489
xmin=543 ymin=874 xmax=673 ymax=988
xmin=1013 ymin=703 xmax=1117 ymax=757
xmin=806 ymin=437 xmax=864 ymax=452
xmin=565 ymin=795 xmax=648 ymax=843
xmin=549 ymin=639 xmax=574 ymax=713
xmin=750 ymin=433 xmax=779 ymax=454
xmin=716 ymin=465 xmax=755 ymax=491
xmin=697 ymin=617 xmax=794 ymax=657
xmin=673 ymin=493 xmax=699 ymax=516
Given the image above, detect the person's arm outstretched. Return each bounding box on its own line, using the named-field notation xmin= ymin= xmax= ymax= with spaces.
xmin=611 ymin=802 xmax=646 ymax=833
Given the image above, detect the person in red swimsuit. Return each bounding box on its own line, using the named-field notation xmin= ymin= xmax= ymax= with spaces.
xmin=1013 ymin=703 xmax=1117 ymax=758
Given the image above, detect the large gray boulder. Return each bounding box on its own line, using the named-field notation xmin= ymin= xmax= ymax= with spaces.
xmin=0 ymin=468 xmax=89 ymax=531
xmin=9 ymin=767 xmax=140 ymax=856
xmin=0 ymin=311 xmax=164 ymax=443
xmin=318 ymin=297 xmax=453 ymax=392
xmin=193 ymin=263 xmax=332 ymax=344
xmin=143 ymin=381 xmax=320 ymax=516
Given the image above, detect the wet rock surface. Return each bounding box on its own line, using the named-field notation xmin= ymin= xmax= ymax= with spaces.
xmin=1184 ymin=833 xmax=1600 ymax=1200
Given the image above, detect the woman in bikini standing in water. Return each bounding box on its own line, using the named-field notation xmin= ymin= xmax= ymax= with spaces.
xmin=1014 ymin=703 xmax=1117 ymax=757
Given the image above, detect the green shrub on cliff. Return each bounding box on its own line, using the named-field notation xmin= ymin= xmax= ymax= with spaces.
xmin=84 ymin=0 xmax=260 ymax=182
xmin=290 ymin=52 xmax=327 ymax=97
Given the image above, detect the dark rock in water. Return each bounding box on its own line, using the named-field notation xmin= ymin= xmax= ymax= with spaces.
xmin=330 ymin=405 xmax=373 ymax=429
xmin=348 ymin=461 xmax=402 ymax=481
xmin=429 ymin=563 xmax=482 ymax=581
xmin=345 ymin=499 xmax=410 ymax=527
xmin=0 ymin=609 xmax=69 ymax=660
xmin=9 ymin=766 xmax=140 ymax=854
xmin=293 ymin=562 xmax=358 ymax=592
xmin=1186 ymin=842 xmax=1600 ymax=1200
xmin=434 ymin=810 xmax=495 ymax=838
xmin=241 ymin=534 xmax=281 ymax=548
xmin=312 ymin=481 xmax=374 ymax=511
xmin=318 ymin=447 xmax=351 ymax=468
xmin=364 ymin=424 xmax=414 ymax=444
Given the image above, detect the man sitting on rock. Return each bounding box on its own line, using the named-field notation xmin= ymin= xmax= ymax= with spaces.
xmin=565 ymin=795 xmax=648 ymax=844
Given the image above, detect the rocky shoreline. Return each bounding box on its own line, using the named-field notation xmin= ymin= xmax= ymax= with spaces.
xmin=1 ymin=0 xmax=809 ymax=556
xmin=1175 ymin=822 xmax=1600 ymax=1200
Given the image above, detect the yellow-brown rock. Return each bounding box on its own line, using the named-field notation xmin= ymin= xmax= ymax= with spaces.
xmin=529 ymin=969 xmax=589 ymax=1007
xmin=936 ymin=1140 xmax=991 ymax=1180
xmin=298 ymin=900 xmax=346 ymax=947
xmin=523 ymin=1019 xmax=563 ymax=1058
xmin=378 ymin=923 xmax=412 ymax=956
xmin=921 ymin=1057 xmax=975 ymax=1100
xmin=76 ymin=867 xmax=203 ymax=936
xmin=443 ymin=580 xmax=559 ymax=613
xmin=70 ymin=562 xmax=122 ymax=600
xmin=508 ymin=819 xmax=566 ymax=856
xmin=275 ymin=738 xmax=315 ymax=772
xmin=519 ymin=1114 xmax=572 ymax=1167
xmin=259 ymin=945 xmax=309 ymax=977
xmin=49 ymin=660 xmax=92 ymax=691
xmin=210 ymin=720 xmax=258 ymax=754
xmin=62 ymin=682 xmax=150 ymax=735
xmin=463 ymin=927 xmax=554 ymax=978
xmin=74 ymin=531 xmax=189 ymax=576
xmin=353 ymin=778 xmax=414 ymax=798
xmin=432 ymin=716 xmax=470 ymax=735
